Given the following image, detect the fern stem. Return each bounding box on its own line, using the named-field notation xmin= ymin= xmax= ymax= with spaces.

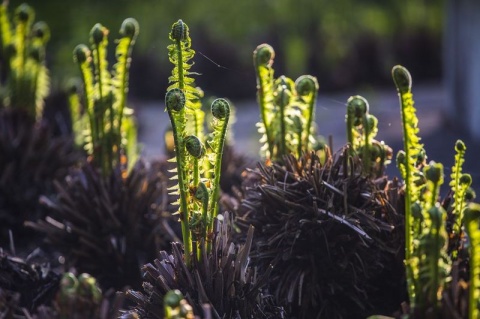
xmin=207 ymin=99 xmax=230 ymax=245
xmin=392 ymin=65 xmax=417 ymax=305
xmin=254 ymin=44 xmax=275 ymax=158
xmin=116 ymin=18 xmax=138 ymax=149
xmin=464 ymin=203 xmax=480 ymax=319
xmin=166 ymin=89 xmax=192 ymax=267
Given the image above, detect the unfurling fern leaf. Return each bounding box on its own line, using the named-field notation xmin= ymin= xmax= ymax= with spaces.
xmin=448 ymin=140 xmax=472 ymax=259
xmin=73 ymin=18 xmax=139 ymax=178
xmin=254 ymin=43 xmax=275 ymax=158
xmin=0 ymin=3 xmax=50 ymax=119
xmin=206 ymin=98 xmax=230 ymax=236
xmin=254 ymin=44 xmax=319 ymax=162
xmin=464 ymin=203 xmax=480 ymax=319
xmin=392 ymin=65 xmax=426 ymax=305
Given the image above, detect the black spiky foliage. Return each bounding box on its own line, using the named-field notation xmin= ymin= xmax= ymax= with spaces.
xmin=0 ymin=108 xmax=82 ymax=247
xmin=0 ymin=250 xmax=60 ymax=316
xmin=237 ymin=148 xmax=405 ymax=319
xmin=27 ymin=159 xmax=171 ymax=291
xmin=122 ymin=213 xmax=285 ymax=319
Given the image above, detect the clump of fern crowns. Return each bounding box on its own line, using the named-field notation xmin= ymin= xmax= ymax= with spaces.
xmin=164 ymin=20 xmax=230 ymax=267
xmin=71 ymin=17 xmax=139 ymax=178
xmin=392 ymin=65 xmax=477 ymax=317
xmin=253 ymin=43 xmax=319 ymax=162
xmin=0 ymin=2 xmax=50 ymax=119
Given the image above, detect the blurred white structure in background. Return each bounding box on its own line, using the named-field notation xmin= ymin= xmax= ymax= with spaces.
xmin=444 ymin=0 xmax=480 ymax=139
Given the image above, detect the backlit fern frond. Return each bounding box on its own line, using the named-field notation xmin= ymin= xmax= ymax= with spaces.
xmin=0 ymin=3 xmax=50 ymax=119
xmin=346 ymin=96 xmax=392 ymax=177
xmin=254 ymin=44 xmax=276 ymax=158
xmin=464 ymin=203 xmax=480 ymax=319
xmin=167 ymin=19 xmax=200 ymax=107
xmin=206 ymin=98 xmax=230 ymax=236
xmin=254 ymin=44 xmax=319 ymax=162
xmin=392 ymin=65 xmax=426 ymax=305
xmin=112 ymin=18 xmax=139 ymax=148
xmin=73 ymin=18 xmax=139 ymax=178
xmin=448 ymin=140 xmax=472 ymax=259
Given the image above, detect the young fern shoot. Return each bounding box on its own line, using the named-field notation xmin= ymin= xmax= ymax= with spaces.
xmin=464 ymin=203 xmax=480 ymax=319
xmin=0 ymin=3 xmax=50 ymax=119
xmin=392 ymin=65 xmax=426 ymax=308
xmin=346 ymin=95 xmax=391 ymax=177
xmin=73 ymin=18 xmax=139 ymax=178
xmin=449 ymin=139 xmax=472 ymax=259
xmin=254 ymin=43 xmax=319 ymax=162
xmin=165 ymin=20 xmax=230 ymax=266
xmin=412 ymin=162 xmax=450 ymax=314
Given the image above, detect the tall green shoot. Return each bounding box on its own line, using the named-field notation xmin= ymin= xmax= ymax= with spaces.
xmin=464 ymin=203 xmax=480 ymax=319
xmin=392 ymin=65 xmax=425 ymax=304
xmin=72 ymin=18 xmax=139 ymax=178
xmin=253 ymin=43 xmax=319 ymax=162
xmin=165 ymin=20 xmax=230 ymax=266
xmin=346 ymin=95 xmax=391 ymax=177
xmin=0 ymin=3 xmax=50 ymax=119
xmin=449 ymin=140 xmax=472 ymax=259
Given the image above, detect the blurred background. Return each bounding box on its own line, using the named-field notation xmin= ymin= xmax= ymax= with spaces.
xmin=23 ymin=0 xmax=443 ymax=99
xmin=14 ymin=0 xmax=480 ymax=186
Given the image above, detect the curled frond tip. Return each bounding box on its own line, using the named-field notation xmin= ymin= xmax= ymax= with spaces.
xmin=392 ymin=65 xmax=412 ymax=94
xmin=165 ymin=88 xmax=186 ymax=112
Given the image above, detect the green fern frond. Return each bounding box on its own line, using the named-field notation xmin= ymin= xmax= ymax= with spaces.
xmin=0 ymin=2 xmax=12 ymax=55
xmin=254 ymin=43 xmax=276 ymax=158
xmin=112 ymin=18 xmax=139 ymax=145
xmin=121 ymin=108 xmax=138 ymax=172
xmin=464 ymin=203 xmax=480 ymax=319
xmin=73 ymin=19 xmax=139 ymax=178
xmin=207 ymin=98 xmax=230 ymax=233
xmin=0 ymin=3 xmax=50 ymax=118
xmin=295 ymin=75 xmax=318 ymax=150
xmin=449 ymin=140 xmax=471 ymax=246
xmin=167 ymin=19 xmax=200 ymax=107
xmin=165 ymin=88 xmax=192 ymax=265
xmin=392 ymin=65 xmax=425 ymax=307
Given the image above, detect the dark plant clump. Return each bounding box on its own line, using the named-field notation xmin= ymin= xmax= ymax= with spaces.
xmin=0 ymin=251 xmax=60 ymax=316
xmin=237 ymin=149 xmax=405 ymax=319
xmin=0 ymin=108 xmax=82 ymax=247
xmin=122 ymin=213 xmax=285 ymax=319
xmin=27 ymin=159 xmax=171 ymax=291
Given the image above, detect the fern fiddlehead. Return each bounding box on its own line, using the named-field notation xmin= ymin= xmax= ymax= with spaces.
xmin=73 ymin=18 xmax=139 ymax=178
xmin=113 ymin=17 xmax=139 ymax=163
xmin=254 ymin=43 xmax=275 ymax=158
xmin=449 ymin=140 xmax=472 ymax=258
xmin=207 ymin=98 xmax=230 ymax=237
xmin=295 ymin=75 xmax=319 ymax=152
xmin=254 ymin=44 xmax=319 ymax=162
xmin=0 ymin=3 xmax=50 ymax=119
xmin=392 ymin=65 xmax=425 ymax=307
xmin=413 ymin=162 xmax=449 ymax=313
